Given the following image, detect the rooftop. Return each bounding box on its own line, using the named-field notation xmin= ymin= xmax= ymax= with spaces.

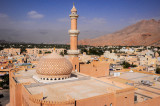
xmin=115 ymin=71 xmax=160 ymax=101
xmin=14 ymin=69 xmax=122 ymax=101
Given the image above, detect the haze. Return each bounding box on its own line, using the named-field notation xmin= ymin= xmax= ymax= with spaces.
xmin=0 ymin=0 xmax=160 ymax=44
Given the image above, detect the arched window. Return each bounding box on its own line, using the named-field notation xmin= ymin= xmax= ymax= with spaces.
xmin=110 ymin=103 xmax=112 ymax=106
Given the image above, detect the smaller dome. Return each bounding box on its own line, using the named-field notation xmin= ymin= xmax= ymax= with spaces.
xmin=36 ymin=52 xmax=73 ymax=79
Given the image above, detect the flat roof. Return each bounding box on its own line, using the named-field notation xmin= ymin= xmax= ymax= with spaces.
xmin=27 ymin=78 xmax=121 ymax=101
xmin=117 ymin=72 xmax=160 ymax=98
xmin=14 ymin=69 xmax=122 ymax=101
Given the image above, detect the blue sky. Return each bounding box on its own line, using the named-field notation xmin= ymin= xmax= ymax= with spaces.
xmin=0 ymin=0 xmax=160 ymax=43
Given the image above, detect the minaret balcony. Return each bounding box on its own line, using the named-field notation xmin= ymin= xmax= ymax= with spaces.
xmin=68 ymin=30 xmax=80 ymax=36
xmin=69 ymin=14 xmax=79 ymax=19
xmin=69 ymin=14 xmax=78 ymax=17
xmin=67 ymin=50 xmax=80 ymax=55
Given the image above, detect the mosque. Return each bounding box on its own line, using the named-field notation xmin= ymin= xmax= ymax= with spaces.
xmin=9 ymin=4 xmax=160 ymax=106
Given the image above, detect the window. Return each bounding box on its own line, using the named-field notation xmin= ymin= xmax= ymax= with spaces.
xmin=75 ymin=65 xmax=76 ymax=70
xmin=110 ymin=103 xmax=112 ymax=106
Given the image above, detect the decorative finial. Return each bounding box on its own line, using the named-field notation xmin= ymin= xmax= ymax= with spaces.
xmin=54 ymin=47 xmax=56 ymax=52
xmin=71 ymin=2 xmax=77 ymax=12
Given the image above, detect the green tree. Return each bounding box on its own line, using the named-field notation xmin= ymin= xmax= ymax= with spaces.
xmin=20 ymin=47 xmax=26 ymax=54
xmin=60 ymin=51 xmax=64 ymax=56
xmin=121 ymin=61 xmax=131 ymax=68
xmin=130 ymin=63 xmax=137 ymax=67
xmin=64 ymin=50 xmax=68 ymax=55
xmin=156 ymin=68 xmax=160 ymax=74
xmin=0 ymin=74 xmax=9 ymax=89
xmin=45 ymin=51 xmax=51 ymax=54
xmin=39 ymin=50 xmax=42 ymax=54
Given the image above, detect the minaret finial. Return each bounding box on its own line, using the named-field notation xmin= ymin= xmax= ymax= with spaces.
xmin=73 ymin=2 xmax=74 ymax=6
xmin=54 ymin=47 xmax=56 ymax=52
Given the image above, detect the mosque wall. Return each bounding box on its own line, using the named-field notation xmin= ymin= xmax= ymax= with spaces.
xmin=69 ymin=57 xmax=79 ymax=72
xmin=9 ymin=70 xmax=75 ymax=106
xmin=79 ymin=61 xmax=109 ymax=77
xmin=9 ymin=69 xmax=160 ymax=106
xmin=76 ymin=87 xmax=135 ymax=106
xmin=76 ymin=93 xmax=115 ymax=106
xmin=9 ymin=73 xmax=22 ymax=106
xmin=114 ymin=88 xmax=135 ymax=106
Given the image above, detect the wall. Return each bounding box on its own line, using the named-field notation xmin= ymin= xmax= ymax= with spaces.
xmin=114 ymin=88 xmax=135 ymax=106
xmin=135 ymin=96 xmax=160 ymax=106
xmin=69 ymin=56 xmax=79 ymax=72
xmin=9 ymin=70 xmax=75 ymax=106
xmin=76 ymin=93 xmax=114 ymax=106
xmin=80 ymin=61 xmax=109 ymax=77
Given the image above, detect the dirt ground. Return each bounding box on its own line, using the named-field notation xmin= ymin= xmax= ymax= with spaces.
xmin=0 ymin=89 xmax=10 ymax=106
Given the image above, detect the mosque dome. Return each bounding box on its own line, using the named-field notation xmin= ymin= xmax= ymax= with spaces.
xmin=36 ymin=52 xmax=73 ymax=80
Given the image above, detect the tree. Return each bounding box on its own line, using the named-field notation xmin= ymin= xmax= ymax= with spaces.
xmin=81 ymin=48 xmax=88 ymax=54
xmin=0 ymin=47 xmax=4 ymax=51
xmin=0 ymin=74 xmax=9 ymax=89
xmin=60 ymin=51 xmax=64 ymax=56
xmin=20 ymin=47 xmax=26 ymax=54
xmin=130 ymin=63 xmax=137 ymax=67
xmin=39 ymin=50 xmax=42 ymax=54
xmin=64 ymin=50 xmax=68 ymax=55
xmin=121 ymin=61 xmax=130 ymax=68
xmin=156 ymin=68 xmax=160 ymax=74
xmin=45 ymin=51 xmax=51 ymax=54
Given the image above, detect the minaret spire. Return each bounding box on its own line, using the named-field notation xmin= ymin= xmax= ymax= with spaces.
xmin=67 ymin=3 xmax=80 ymax=55
xmin=67 ymin=4 xmax=80 ymax=72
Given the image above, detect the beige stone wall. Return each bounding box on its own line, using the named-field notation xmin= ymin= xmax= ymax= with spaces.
xmin=114 ymin=88 xmax=135 ymax=106
xmin=80 ymin=61 xmax=109 ymax=77
xmin=76 ymin=93 xmax=114 ymax=106
xmin=69 ymin=56 xmax=79 ymax=72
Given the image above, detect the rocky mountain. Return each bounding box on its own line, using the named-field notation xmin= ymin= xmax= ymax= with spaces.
xmin=78 ymin=19 xmax=160 ymax=46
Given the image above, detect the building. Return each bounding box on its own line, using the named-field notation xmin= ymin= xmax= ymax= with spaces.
xmin=67 ymin=3 xmax=80 ymax=72
xmin=26 ymin=48 xmax=65 ymax=55
xmin=9 ymin=4 xmax=160 ymax=106
xmin=0 ymin=48 xmax=20 ymax=56
xmin=104 ymin=51 xmax=118 ymax=60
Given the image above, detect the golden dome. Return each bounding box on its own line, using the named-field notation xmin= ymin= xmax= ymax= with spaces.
xmin=36 ymin=52 xmax=73 ymax=78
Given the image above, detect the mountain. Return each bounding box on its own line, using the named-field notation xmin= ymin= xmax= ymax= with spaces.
xmin=78 ymin=19 xmax=160 ymax=46
xmin=0 ymin=40 xmax=27 ymax=44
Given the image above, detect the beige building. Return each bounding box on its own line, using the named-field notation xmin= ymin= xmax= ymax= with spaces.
xmin=26 ymin=48 xmax=65 ymax=55
xmin=1 ymin=48 xmax=20 ymax=55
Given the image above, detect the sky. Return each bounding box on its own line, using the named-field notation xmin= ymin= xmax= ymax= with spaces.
xmin=0 ymin=0 xmax=160 ymax=44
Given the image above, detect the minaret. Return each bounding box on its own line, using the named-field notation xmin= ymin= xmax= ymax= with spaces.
xmin=67 ymin=3 xmax=80 ymax=56
xmin=68 ymin=3 xmax=80 ymax=72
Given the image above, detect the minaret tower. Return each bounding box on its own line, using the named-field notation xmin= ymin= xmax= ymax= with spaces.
xmin=67 ymin=3 xmax=80 ymax=56
xmin=68 ymin=3 xmax=80 ymax=72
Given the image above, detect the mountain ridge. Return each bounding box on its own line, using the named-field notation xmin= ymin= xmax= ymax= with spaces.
xmin=78 ymin=19 xmax=160 ymax=46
